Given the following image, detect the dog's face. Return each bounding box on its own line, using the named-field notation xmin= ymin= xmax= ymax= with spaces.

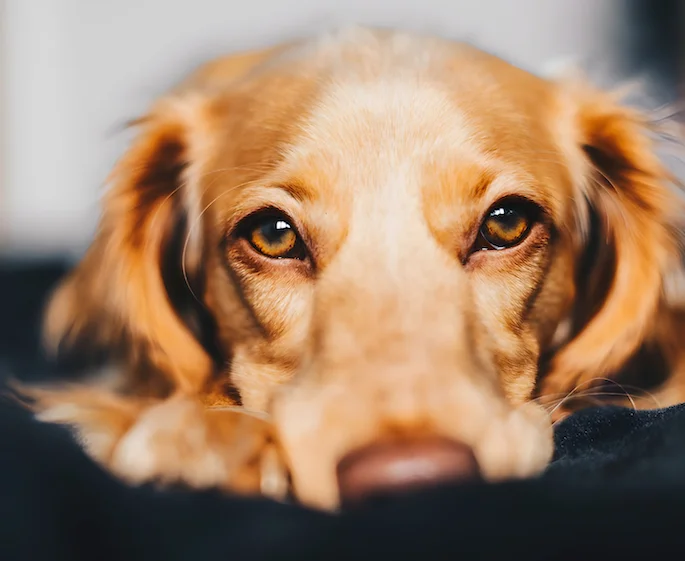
xmin=45 ymin=29 xmax=682 ymax=508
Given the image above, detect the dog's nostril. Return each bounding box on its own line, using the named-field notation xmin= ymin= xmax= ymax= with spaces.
xmin=336 ymin=437 xmax=480 ymax=507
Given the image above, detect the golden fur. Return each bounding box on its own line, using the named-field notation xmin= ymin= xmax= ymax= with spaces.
xmin=24 ymin=28 xmax=685 ymax=510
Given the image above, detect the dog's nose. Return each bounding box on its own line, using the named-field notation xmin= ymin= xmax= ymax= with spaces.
xmin=336 ymin=436 xmax=480 ymax=507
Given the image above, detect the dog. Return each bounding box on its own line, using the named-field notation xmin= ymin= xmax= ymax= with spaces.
xmin=24 ymin=27 xmax=685 ymax=510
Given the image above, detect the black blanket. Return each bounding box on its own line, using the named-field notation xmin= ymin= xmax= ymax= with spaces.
xmin=2 ymin=260 xmax=685 ymax=561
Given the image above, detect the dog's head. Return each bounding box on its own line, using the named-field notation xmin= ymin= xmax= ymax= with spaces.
xmin=45 ymin=29 xmax=683 ymax=508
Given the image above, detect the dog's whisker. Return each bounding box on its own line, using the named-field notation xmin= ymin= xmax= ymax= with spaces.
xmin=546 ymin=380 xmax=600 ymax=418
xmin=181 ymin=175 xmax=266 ymax=304
xmin=177 ymin=162 xmax=280 ymax=303
xmin=542 ymin=390 xmax=643 ymax=410
xmin=546 ymin=383 xmax=617 ymax=417
xmin=550 ymin=390 xmax=645 ymax=427
xmin=575 ymin=376 xmax=662 ymax=410
xmin=542 ymin=377 xmax=661 ymax=415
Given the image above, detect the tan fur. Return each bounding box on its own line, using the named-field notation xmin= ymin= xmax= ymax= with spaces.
xmin=25 ymin=28 xmax=685 ymax=510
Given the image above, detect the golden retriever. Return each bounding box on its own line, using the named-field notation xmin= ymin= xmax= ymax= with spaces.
xmin=24 ymin=27 xmax=685 ymax=510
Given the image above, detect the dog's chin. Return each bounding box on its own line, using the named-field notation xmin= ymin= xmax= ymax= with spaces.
xmin=271 ymin=380 xmax=554 ymax=511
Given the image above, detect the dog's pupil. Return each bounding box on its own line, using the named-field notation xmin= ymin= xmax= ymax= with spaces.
xmin=263 ymin=219 xmax=291 ymax=243
xmin=496 ymin=209 xmax=520 ymax=232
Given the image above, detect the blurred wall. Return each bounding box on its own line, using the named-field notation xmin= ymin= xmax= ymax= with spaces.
xmin=0 ymin=0 xmax=647 ymax=257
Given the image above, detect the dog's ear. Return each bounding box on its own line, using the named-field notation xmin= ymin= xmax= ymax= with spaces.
xmin=44 ymin=96 xmax=217 ymax=394
xmin=543 ymin=80 xmax=684 ymax=395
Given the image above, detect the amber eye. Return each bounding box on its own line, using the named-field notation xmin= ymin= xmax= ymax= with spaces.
xmin=245 ymin=214 xmax=305 ymax=259
xmin=479 ymin=201 xmax=534 ymax=249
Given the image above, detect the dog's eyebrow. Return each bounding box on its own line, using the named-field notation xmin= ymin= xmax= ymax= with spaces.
xmin=459 ymin=166 xmax=555 ymax=217
xmin=468 ymin=174 xmax=493 ymax=200
xmin=275 ymin=180 xmax=315 ymax=202
xmin=439 ymin=166 xmax=496 ymax=205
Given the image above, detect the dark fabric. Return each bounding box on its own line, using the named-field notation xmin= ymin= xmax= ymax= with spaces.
xmin=0 ymin=259 xmax=69 ymax=382
xmin=2 ymin=260 xmax=685 ymax=561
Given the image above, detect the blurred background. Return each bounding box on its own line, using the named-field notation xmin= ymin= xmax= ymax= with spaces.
xmin=0 ymin=0 xmax=682 ymax=260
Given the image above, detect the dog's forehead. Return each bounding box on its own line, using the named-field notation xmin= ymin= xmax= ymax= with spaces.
xmin=289 ymin=79 xmax=478 ymax=171
xmin=261 ymin=30 xmax=564 ymax=178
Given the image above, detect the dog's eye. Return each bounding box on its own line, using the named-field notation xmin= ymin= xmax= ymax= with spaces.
xmin=479 ymin=201 xmax=534 ymax=250
xmin=246 ymin=215 xmax=305 ymax=259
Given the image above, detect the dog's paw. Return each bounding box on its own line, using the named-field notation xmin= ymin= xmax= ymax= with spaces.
xmin=24 ymin=386 xmax=289 ymax=500
xmin=108 ymin=396 xmax=289 ymax=499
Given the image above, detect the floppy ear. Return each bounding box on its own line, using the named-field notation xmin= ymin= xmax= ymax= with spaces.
xmin=543 ymin=81 xmax=684 ymax=396
xmin=44 ymin=96 xmax=217 ymax=395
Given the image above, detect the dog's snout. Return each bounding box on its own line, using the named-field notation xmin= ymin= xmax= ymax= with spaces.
xmin=336 ymin=437 xmax=480 ymax=507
